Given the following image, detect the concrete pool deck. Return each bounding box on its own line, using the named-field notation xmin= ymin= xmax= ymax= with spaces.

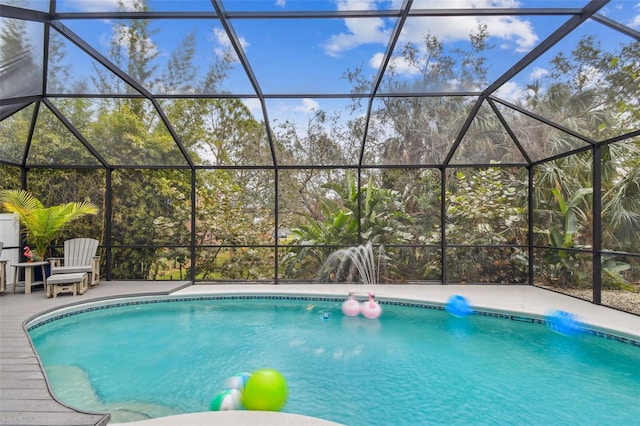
xmin=1 ymin=282 xmax=639 ymax=426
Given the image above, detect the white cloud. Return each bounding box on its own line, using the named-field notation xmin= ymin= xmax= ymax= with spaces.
xmin=336 ymin=0 xmax=379 ymax=11
xmin=210 ymin=27 xmax=249 ymax=63
xmin=112 ymin=25 xmax=158 ymax=58
xmin=495 ymin=66 xmax=549 ymax=103
xmin=275 ymin=0 xmax=286 ymax=7
xmin=484 ymin=16 xmax=538 ymax=53
xmin=574 ymin=65 xmax=605 ymax=90
xmin=293 ymin=98 xmax=320 ymax=113
xmin=266 ymin=99 xmax=323 ymax=130
xmin=243 ymin=98 xmax=263 ymax=118
xmin=322 ymin=16 xmax=390 ymax=57
xmin=323 ymin=0 xmax=537 ymax=66
xmin=370 ymin=52 xmax=423 ymax=76
xmin=369 ymin=52 xmax=385 ymax=69
xmin=494 ymin=81 xmax=525 ymax=104
xmin=398 ymin=15 xmax=537 ymax=54
xmin=321 ymin=0 xmax=390 ymax=57
xmin=65 ymin=0 xmax=139 ymax=12
xmin=529 ymin=67 xmax=548 ymax=80
xmin=411 ymin=0 xmax=522 ymax=7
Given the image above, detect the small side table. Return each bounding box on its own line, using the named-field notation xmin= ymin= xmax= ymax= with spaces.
xmin=11 ymin=261 xmax=49 ymax=294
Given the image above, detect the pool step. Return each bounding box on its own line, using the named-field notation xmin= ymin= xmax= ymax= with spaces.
xmin=44 ymin=364 xmax=181 ymax=422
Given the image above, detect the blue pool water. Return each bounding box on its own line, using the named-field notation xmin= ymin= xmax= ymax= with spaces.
xmin=29 ymin=297 xmax=640 ymax=425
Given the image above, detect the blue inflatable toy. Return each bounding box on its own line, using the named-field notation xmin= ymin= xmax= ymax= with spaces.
xmin=445 ymin=295 xmax=473 ymax=318
xmin=545 ymin=310 xmax=584 ymax=336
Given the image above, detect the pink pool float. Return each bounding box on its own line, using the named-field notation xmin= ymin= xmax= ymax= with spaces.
xmin=360 ymin=292 xmax=382 ymax=319
xmin=341 ymin=292 xmax=361 ymax=317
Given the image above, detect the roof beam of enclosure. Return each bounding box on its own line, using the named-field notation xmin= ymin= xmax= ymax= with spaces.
xmin=490 ymin=97 xmax=597 ymax=146
xmin=0 ymin=5 xmax=49 ymax=121
xmin=591 ymin=14 xmax=640 ymax=41
xmin=358 ymin=0 xmax=414 ymax=167
xmin=43 ymin=99 xmax=110 ymax=168
xmin=442 ymin=97 xmax=484 ymax=168
xmin=530 ymin=128 xmax=640 ymax=168
xmin=483 ymin=0 xmax=610 ymax=98
xmin=151 ymin=100 xmax=195 ymax=168
xmin=486 ymin=99 xmax=533 ymax=166
xmin=50 ymin=7 xmax=584 ymax=20
xmin=47 ymin=21 xmax=195 ymax=168
xmin=41 ymin=23 xmax=50 ymax=98
xmin=0 ymin=98 xmax=40 ymax=121
xmin=0 ymin=4 xmax=49 ymax=21
xmin=407 ymin=8 xmax=583 ymax=17
xmin=19 ymin=101 xmax=40 ymax=168
xmin=442 ymin=2 xmax=597 ymax=170
xmin=210 ymin=0 xmax=278 ymax=168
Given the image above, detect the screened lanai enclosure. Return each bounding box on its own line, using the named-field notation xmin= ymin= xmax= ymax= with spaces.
xmin=0 ymin=0 xmax=639 ymax=312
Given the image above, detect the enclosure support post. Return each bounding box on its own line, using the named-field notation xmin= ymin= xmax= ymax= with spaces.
xmin=190 ymin=169 xmax=197 ymax=283
xmin=592 ymin=145 xmax=602 ymax=305
xmin=528 ymin=166 xmax=534 ymax=286
xmin=274 ymin=168 xmax=280 ymax=284
xmin=440 ymin=167 xmax=447 ymax=285
xmin=357 ymin=170 xmax=362 ymax=247
xmin=105 ymin=169 xmax=113 ymax=281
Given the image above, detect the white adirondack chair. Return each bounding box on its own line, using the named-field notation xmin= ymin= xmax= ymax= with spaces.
xmin=49 ymin=238 xmax=100 ymax=286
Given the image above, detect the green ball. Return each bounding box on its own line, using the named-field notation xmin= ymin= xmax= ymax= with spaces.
xmin=242 ymin=369 xmax=288 ymax=411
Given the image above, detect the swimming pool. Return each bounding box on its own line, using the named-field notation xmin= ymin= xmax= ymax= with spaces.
xmin=28 ymin=295 xmax=640 ymax=425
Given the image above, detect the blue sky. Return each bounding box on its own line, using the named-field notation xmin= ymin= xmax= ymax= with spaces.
xmin=4 ymin=0 xmax=639 ymax=127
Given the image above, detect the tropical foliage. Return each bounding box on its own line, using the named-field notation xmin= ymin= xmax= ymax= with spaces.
xmin=0 ymin=189 xmax=98 ymax=260
xmin=282 ymin=173 xmax=413 ymax=280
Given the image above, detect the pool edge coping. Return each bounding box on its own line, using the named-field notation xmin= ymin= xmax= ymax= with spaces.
xmin=25 ymin=290 xmax=640 ymax=347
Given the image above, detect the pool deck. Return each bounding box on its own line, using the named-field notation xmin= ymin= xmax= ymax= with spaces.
xmin=1 ymin=282 xmax=639 ymax=426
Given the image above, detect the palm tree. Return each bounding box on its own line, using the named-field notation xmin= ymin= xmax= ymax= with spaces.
xmin=0 ymin=189 xmax=98 ymax=261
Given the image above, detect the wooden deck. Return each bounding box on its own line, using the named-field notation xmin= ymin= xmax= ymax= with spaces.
xmin=0 ymin=280 xmax=189 ymax=426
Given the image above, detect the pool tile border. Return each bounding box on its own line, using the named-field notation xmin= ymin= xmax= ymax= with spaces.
xmin=26 ymin=294 xmax=640 ymax=347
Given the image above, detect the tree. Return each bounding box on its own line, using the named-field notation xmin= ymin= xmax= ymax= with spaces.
xmin=193 ymin=169 xmax=273 ymax=280
xmin=46 ymin=30 xmax=72 ymax=94
xmin=528 ymin=36 xmax=640 ymax=289
xmin=444 ymin=168 xmax=529 ymax=283
xmin=284 ymin=173 xmax=413 ymax=280
xmin=531 ymin=37 xmax=640 ymax=247
xmin=347 ymin=25 xmax=492 ymax=166
xmin=0 ymin=12 xmax=42 ymax=99
xmin=0 ymin=189 xmax=98 ymax=260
